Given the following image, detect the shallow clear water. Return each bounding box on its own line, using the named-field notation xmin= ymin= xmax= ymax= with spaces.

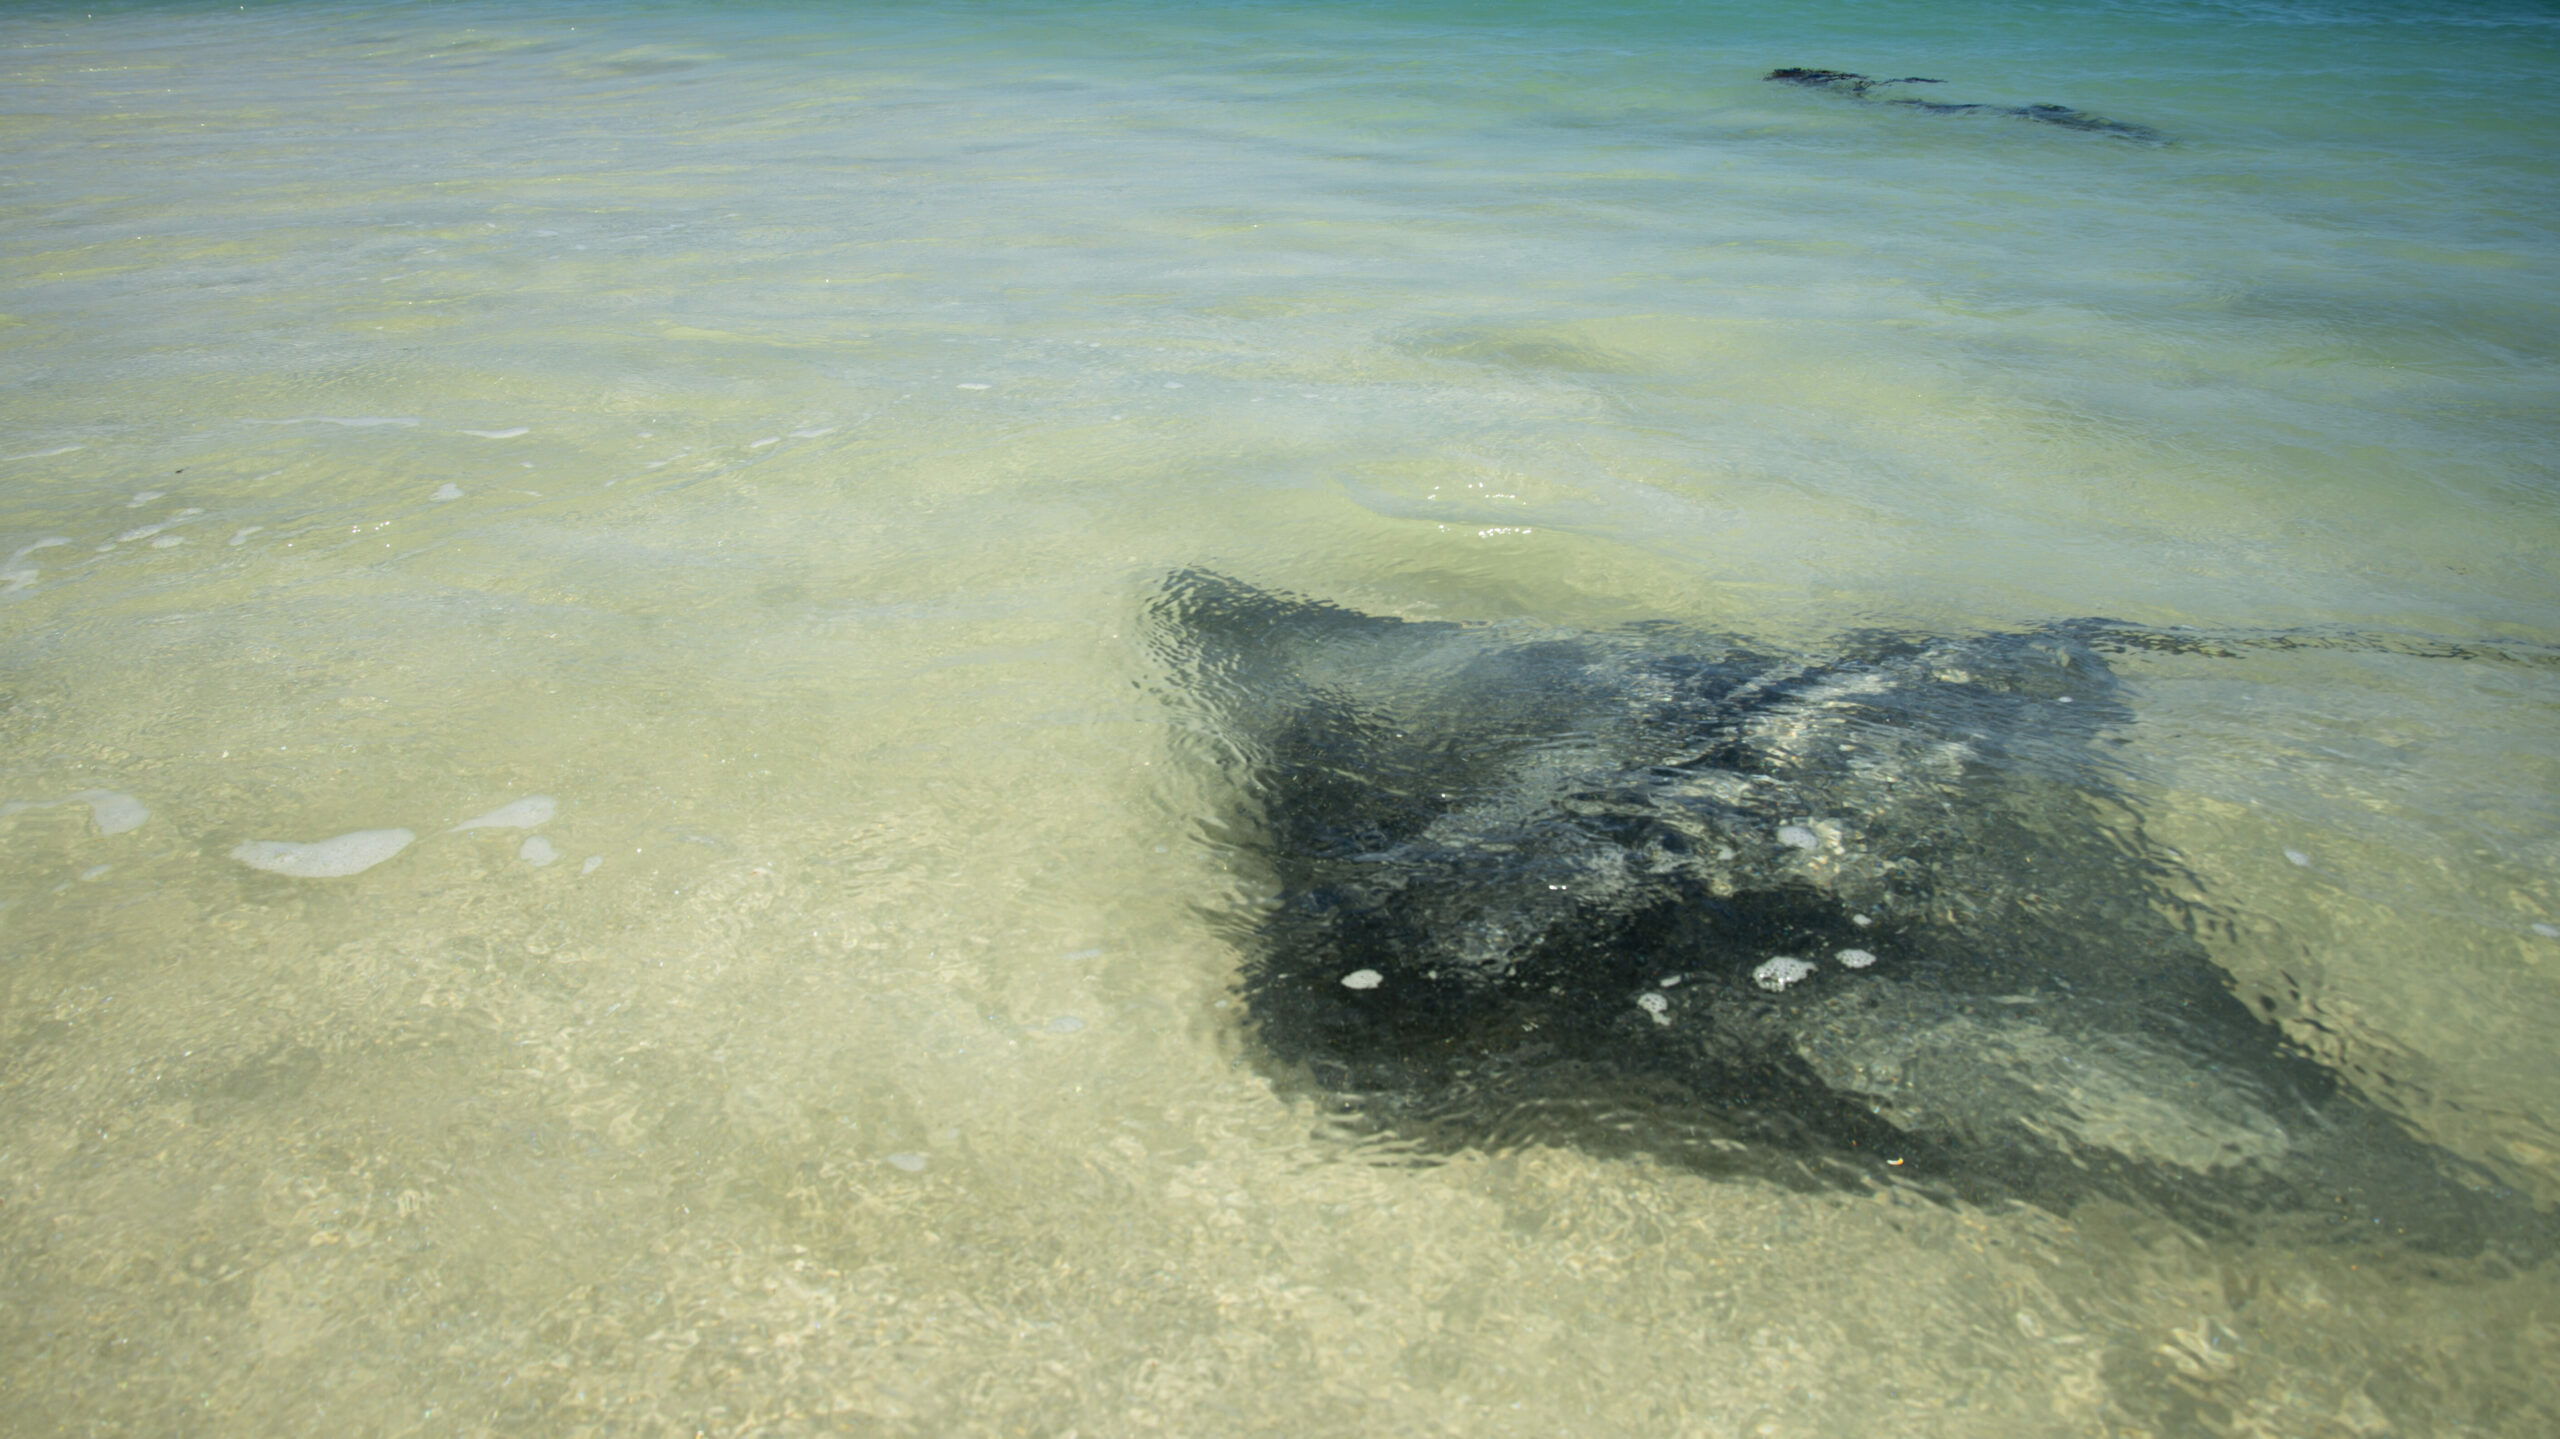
xmin=3 ymin=0 xmax=2557 ymax=1433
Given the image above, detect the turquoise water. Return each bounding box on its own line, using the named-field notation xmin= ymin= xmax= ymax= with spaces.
xmin=3 ymin=1 xmax=2557 ymax=1433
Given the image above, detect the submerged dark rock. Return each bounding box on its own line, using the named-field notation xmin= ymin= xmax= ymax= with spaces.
xmin=1153 ymin=570 xmax=2546 ymax=1255
xmin=1767 ymin=67 xmax=2166 ymax=144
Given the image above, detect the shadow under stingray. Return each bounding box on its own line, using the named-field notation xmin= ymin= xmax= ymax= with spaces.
xmin=1767 ymin=67 xmax=2168 ymax=144
xmin=1151 ymin=570 xmax=2551 ymax=1260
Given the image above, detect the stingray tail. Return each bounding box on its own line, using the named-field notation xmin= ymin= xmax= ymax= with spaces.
xmin=2062 ymin=620 xmax=2560 ymax=673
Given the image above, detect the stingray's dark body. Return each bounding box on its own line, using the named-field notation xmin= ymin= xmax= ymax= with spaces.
xmin=1153 ymin=571 xmax=2544 ymax=1254
xmin=1767 ymin=67 xmax=2167 ymax=144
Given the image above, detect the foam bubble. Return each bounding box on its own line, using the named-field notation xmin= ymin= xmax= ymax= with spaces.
xmin=789 ymin=427 xmax=836 ymax=439
xmin=150 ymin=534 xmax=185 ymax=548
xmin=2284 ymin=848 xmax=2311 ymax=868
xmin=73 ymin=791 xmax=148 ymax=836
xmin=1340 ymin=968 xmax=1384 ymax=990
xmin=519 ymin=835 xmax=560 ymax=866
xmin=1636 ymin=991 xmax=1671 ymax=1026
xmin=462 ymin=427 xmax=529 ymax=439
xmin=453 ymin=795 xmax=557 ymax=831
xmin=231 ymin=828 xmax=415 ymax=878
xmin=229 ymin=527 xmax=261 ymax=546
xmin=127 ymin=490 xmax=165 ymax=507
xmin=581 ymin=854 xmax=603 ymax=875
xmin=1777 ymin=824 xmax=1820 ymax=851
xmin=431 ymin=483 xmax=464 ymax=502
xmin=1837 ymin=948 xmax=1877 ymax=969
xmin=2534 ymin=923 xmax=2559 ymax=940
xmin=1752 ymin=956 xmax=1817 ymax=992
xmin=885 ymin=1152 xmax=927 ymax=1172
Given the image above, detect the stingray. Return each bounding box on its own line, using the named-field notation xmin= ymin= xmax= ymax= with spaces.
xmin=1766 ymin=68 xmax=2167 ymax=144
xmin=1152 ymin=570 xmax=2551 ymax=1257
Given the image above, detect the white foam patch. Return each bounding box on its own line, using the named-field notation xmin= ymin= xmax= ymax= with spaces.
xmin=232 ymin=828 xmax=414 ymax=878
xmin=2 ymin=445 xmax=84 ymax=462
xmin=789 ymin=427 xmax=835 ymax=438
xmin=2284 ymin=848 xmax=2311 ymax=868
xmin=1837 ymin=948 xmax=1877 ymax=969
xmin=74 ymin=791 xmax=149 ymax=836
xmin=956 ymin=383 xmax=990 ymax=391
xmin=463 ymin=427 xmax=529 ymax=439
xmin=453 ymin=795 xmax=557 ymax=831
xmin=1340 ymin=968 xmax=1384 ymax=990
xmin=1753 ymin=956 xmax=1817 ymax=992
xmin=581 ymin=854 xmax=602 ymax=875
xmin=431 ymin=483 xmax=465 ymax=502
xmin=151 ymin=534 xmax=185 ymax=548
xmin=1777 ymin=824 xmax=1820 ymax=851
xmin=0 ymin=791 xmax=148 ymax=834
xmin=885 ymin=1152 xmax=927 ymax=1172
xmin=748 ymin=436 xmax=781 ymax=447
xmin=117 ymin=523 xmax=167 ymax=542
xmin=2534 ymin=923 xmax=2559 ymax=940
xmin=229 ymin=527 xmax=262 ymax=546
xmin=519 ymin=835 xmax=560 ymax=866
xmin=1636 ymin=991 xmax=1671 ymax=1026
xmin=127 ymin=490 xmax=165 ymax=507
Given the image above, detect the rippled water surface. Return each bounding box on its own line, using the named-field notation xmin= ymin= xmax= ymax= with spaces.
xmin=4 ymin=1 xmax=2558 ymax=1433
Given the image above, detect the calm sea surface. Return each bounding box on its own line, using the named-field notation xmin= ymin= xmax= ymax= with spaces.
xmin=4 ymin=1 xmax=2557 ymax=1433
